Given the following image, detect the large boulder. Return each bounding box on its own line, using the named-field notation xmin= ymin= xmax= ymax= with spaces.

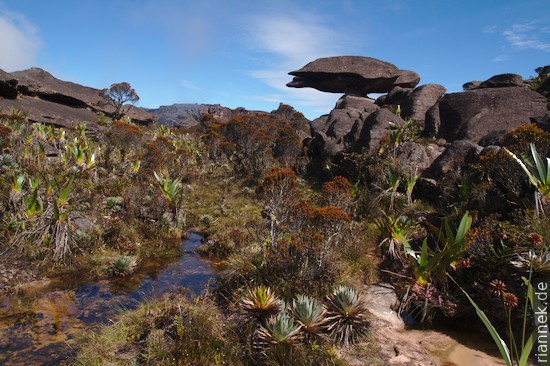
xmin=463 ymin=81 xmax=482 ymax=91
xmin=310 ymin=115 xmax=330 ymax=135
xmin=396 ymin=141 xmax=444 ymax=172
xmin=356 ymin=108 xmax=406 ymax=152
xmin=326 ymin=109 xmax=363 ymax=141
xmin=476 ymin=73 xmax=525 ymax=89
xmin=426 ymin=87 xmax=547 ymax=141
xmin=399 ymin=84 xmax=446 ymax=127
xmin=287 ymin=56 xmax=419 ymax=95
xmin=424 ymin=140 xmax=482 ymax=178
xmin=330 ymin=95 xmax=380 ymax=144
xmin=307 ymin=131 xmax=344 ymax=158
xmin=424 ymin=102 xmax=441 ymax=136
xmin=375 ymin=86 xmax=413 ymax=106
xmin=335 ymin=94 xmax=379 ymax=113
xmin=307 ymin=95 xmax=381 ymax=157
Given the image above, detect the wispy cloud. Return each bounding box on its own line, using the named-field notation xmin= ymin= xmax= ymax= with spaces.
xmin=484 ymin=25 xmax=498 ymax=33
xmin=492 ymin=55 xmax=508 ymax=62
xmin=180 ymin=79 xmax=199 ymax=91
xmin=0 ymin=7 xmax=40 ymax=71
xmin=502 ymin=22 xmax=550 ymax=52
xmin=244 ymin=12 xmax=355 ymax=116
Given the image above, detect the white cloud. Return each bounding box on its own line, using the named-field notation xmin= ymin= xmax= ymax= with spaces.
xmin=0 ymin=8 xmax=40 ymax=71
xmin=484 ymin=25 xmax=498 ymax=33
xmin=492 ymin=55 xmax=508 ymax=62
xmin=180 ymin=79 xmax=199 ymax=90
xmin=502 ymin=22 xmax=550 ymax=52
xmin=244 ymin=12 xmax=355 ymax=116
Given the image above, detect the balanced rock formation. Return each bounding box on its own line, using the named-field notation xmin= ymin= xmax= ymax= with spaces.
xmin=291 ymin=57 xmax=549 ymax=181
xmin=287 ymin=56 xmax=419 ymax=95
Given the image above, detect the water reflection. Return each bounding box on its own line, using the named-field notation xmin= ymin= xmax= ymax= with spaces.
xmin=0 ymin=232 xmax=217 ymax=365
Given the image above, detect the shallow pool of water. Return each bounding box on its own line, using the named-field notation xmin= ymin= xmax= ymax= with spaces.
xmin=0 ymin=232 xmax=218 ymax=365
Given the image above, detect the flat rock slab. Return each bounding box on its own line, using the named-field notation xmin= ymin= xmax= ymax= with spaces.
xmin=364 ymin=283 xmax=404 ymax=331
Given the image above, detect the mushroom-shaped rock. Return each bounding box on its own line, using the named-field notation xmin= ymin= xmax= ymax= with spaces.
xmin=287 ymin=56 xmax=419 ymax=95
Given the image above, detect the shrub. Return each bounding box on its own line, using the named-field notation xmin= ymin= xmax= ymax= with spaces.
xmin=321 ymin=176 xmax=354 ymax=213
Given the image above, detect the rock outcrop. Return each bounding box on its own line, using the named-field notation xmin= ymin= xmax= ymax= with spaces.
xmin=0 ymin=96 xmax=102 ymax=129
xmin=291 ymin=57 xmax=549 ymax=182
xmin=424 ymin=140 xmax=483 ymax=179
xmin=287 ymin=56 xmax=419 ymax=95
xmin=0 ymin=67 xmax=155 ymax=126
xmin=398 ymin=84 xmax=446 ymax=127
xmin=425 ymin=86 xmax=547 ymax=141
xmin=307 ymin=95 xmax=381 ymax=157
xmin=356 ymin=108 xmax=406 ymax=152
xmin=475 ymin=73 xmax=525 ymax=89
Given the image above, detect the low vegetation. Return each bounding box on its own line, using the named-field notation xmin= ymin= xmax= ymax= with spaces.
xmin=1 ymin=102 xmax=548 ymax=365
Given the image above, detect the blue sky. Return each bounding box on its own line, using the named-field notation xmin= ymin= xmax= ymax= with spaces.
xmin=1 ymin=0 xmax=549 ymax=120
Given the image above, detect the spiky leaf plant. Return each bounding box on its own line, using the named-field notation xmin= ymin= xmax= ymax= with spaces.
xmin=257 ymin=313 xmax=301 ymax=345
xmin=110 ymin=255 xmax=137 ymax=276
xmin=241 ymin=286 xmax=282 ymax=322
xmin=289 ymin=295 xmax=326 ymax=336
xmin=325 ymin=286 xmax=369 ymax=346
xmin=504 ymin=143 xmax=550 ymax=215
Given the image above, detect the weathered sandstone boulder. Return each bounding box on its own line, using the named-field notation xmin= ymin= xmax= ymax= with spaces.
xmin=384 ymin=84 xmax=446 ymax=128
xmin=326 ymin=109 xmax=363 ymax=141
xmin=287 ymin=56 xmax=419 ymax=95
xmin=375 ymin=86 xmax=413 ymax=106
xmin=476 ymin=73 xmax=525 ymax=89
xmin=396 ymin=141 xmax=444 ymax=171
xmin=425 ymin=86 xmax=547 ymax=141
xmin=308 ymin=131 xmax=344 ymax=158
xmin=310 ymin=115 xmax=330 ymax=135
xmin=425 ymin=140 xmax=482 ymax=178
xmin=356 ymin=108 xmax=406 ymax=152
xmin=462 ymin=80 xmax=481 ymax=90
xmin=335 ymin=94 xmax=379 ymax=113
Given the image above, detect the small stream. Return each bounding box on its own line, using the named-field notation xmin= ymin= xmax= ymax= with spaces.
xmin=0 ymin=232 xmax=218 ymax=365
